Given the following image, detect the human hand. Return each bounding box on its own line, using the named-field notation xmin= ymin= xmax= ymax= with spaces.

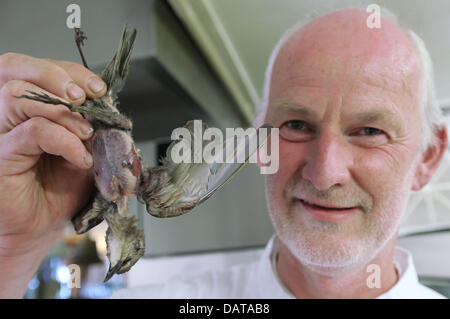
xmin=0 ymin=52 xmax=107 ymax=297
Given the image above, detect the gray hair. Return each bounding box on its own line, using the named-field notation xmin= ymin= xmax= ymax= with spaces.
xmin=254 ymin=6 xmax=444 ymax=151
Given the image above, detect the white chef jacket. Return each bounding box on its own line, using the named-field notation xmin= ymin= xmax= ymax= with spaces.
xmin=111 ymin=236 xmax=446 ymax=299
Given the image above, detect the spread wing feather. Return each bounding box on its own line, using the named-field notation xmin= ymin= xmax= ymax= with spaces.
xmin=137 ymin=121 xmax=273 ymax=217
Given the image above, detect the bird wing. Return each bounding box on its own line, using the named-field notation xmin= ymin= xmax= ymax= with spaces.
xmin=71 ymin=190 xmax=109 ymax=234
xmin=137 ymin=121 xmax=273 ymax=217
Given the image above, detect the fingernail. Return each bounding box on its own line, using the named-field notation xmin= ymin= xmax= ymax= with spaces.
xmin=84 ymin=152 xmax=93 ymax=167
xmin=87 ymin=76 xmax=106 ymax=94
xmin=66 ymin=82 xmax=84 ymax=100
xmin=80 ymin=122 xmax=94 ymax=136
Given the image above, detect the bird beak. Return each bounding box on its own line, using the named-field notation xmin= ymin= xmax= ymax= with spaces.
xmin=104 ymin=260 xmax=124 ymax=283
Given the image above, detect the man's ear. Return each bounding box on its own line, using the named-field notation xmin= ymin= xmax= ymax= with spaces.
xmin=412 ymin=125 xmax=448 ymax=190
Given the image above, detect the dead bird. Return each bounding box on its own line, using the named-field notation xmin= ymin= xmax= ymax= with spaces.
xmin=18 ymin=26 xmax=145 ymax=282
xmin=16 ymin=25 xmax=272 ymax=282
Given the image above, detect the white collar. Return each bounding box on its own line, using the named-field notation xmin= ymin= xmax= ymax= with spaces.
xmin=256 ymin=235 xmax=294 ymax=298
xmin=255 ymin=235 xmax=423 ymax=299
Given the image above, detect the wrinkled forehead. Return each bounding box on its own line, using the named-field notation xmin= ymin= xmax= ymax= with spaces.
xmin=271 ymin=9 xmax=422 ymax=98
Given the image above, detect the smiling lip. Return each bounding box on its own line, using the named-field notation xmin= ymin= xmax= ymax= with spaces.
xmin=298 ymin=199 xmax=358 ymax=222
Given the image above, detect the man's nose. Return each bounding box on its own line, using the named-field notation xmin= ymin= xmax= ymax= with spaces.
xmin=301 ymin=130 xmax=353 ymax=190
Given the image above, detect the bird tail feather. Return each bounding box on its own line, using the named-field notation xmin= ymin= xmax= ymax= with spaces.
xmin=101 ymin=25 xmax=137 ymax=98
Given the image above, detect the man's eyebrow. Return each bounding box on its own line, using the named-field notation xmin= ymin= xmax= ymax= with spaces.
xmin=274 ymin=103 xmax=316 ymax=117
xmin=351 ymin=110 xmax=403 ymax=131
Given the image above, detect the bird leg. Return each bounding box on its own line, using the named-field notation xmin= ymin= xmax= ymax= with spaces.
xmin=74 ymin=28 xmax=89 ymax=69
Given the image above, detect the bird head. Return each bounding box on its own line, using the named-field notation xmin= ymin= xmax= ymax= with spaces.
xmin=104 ymin=212 xmax=145 ymax=282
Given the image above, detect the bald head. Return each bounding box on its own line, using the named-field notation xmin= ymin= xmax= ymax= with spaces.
xmin=279 ymin=9 xmax=417 ymax=62
xmin=269 ymin=9 xmax=422 ymax=116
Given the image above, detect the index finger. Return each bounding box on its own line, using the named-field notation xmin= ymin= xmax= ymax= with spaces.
xmin=45 ymin=59 xmax=107 ymax=99
xmin=0 ymin=53 xmax=106 ymax=104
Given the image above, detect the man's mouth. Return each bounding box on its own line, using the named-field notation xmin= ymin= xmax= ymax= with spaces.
xmin=299 ymin=199 xmax=353 ymax=210
xmin=298 ymin=198 xmax=358 ymax=222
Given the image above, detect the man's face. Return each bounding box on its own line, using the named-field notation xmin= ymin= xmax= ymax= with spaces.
xmin=264 ymin=12 xmax=424 ymax=270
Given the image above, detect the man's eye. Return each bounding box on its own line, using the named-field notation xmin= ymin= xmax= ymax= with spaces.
xmin=279 ymin=120 xmax=313 ymax=142
xmin=357 ymin=127 xmax=383 ymax=136
xmin=349 ymin=127 xmax=388 ymax=147
xmin=285 ymin=120 xmax=306 ymax=130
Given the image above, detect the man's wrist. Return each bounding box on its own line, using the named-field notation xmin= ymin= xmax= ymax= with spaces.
xmin=0 ymin=230 xmax=62 ymax=298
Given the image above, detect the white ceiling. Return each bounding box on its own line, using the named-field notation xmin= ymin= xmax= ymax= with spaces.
xmin=170 ymin=0 xmax=450 ymax=117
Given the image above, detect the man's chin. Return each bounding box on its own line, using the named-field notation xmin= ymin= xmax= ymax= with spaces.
xmin=278 ymin=229 xmax=376 ymax=271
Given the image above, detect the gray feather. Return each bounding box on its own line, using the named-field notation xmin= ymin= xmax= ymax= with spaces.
xmin=101 ymin=25 xmax=137 ymax=100
xmin=138 ymin=121 xmax=272 ymax=217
